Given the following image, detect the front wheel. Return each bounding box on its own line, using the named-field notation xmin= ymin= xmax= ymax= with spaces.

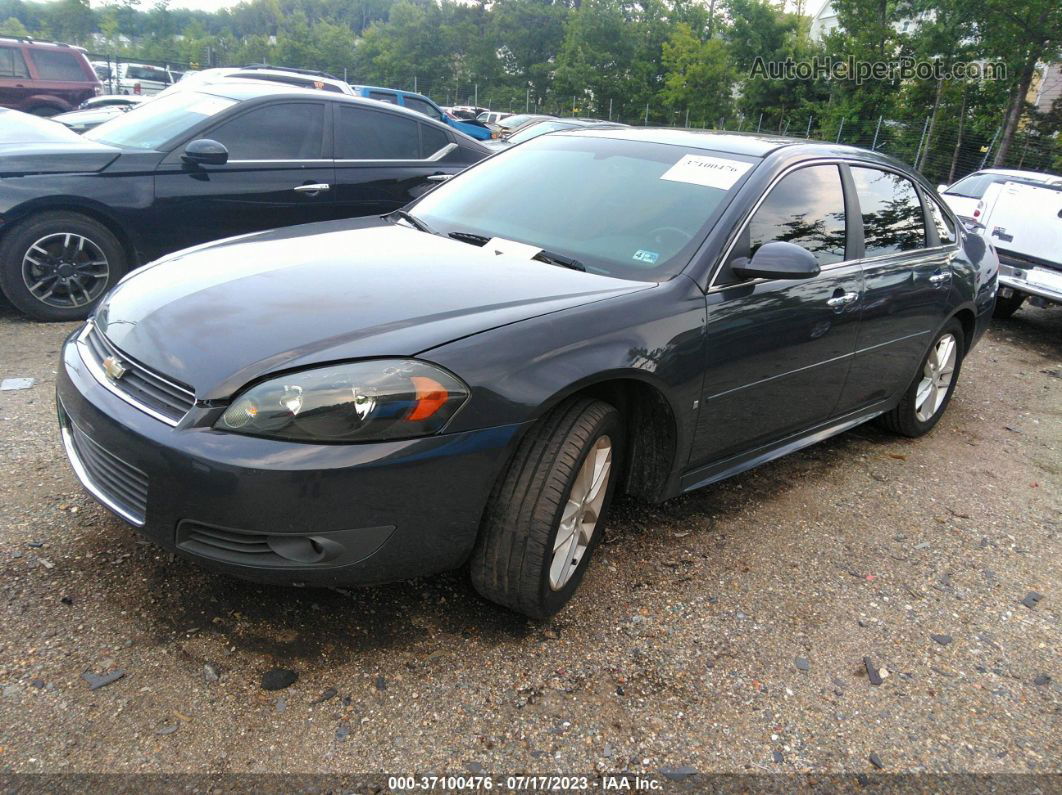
xmin=879 ymin=319 xmax=965 ymax=438
xmin=0 ymin=211 xmax=126 ymax=322
xmin=470 ymin=397 xmax=624 ymax=618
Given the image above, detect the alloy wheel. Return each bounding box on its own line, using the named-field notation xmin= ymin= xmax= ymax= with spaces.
xmin=549 ymin=435 xmax=612 ymax=591
xmin=22 ymin=233 xmax=110 ymax=309
xmin=914 ymin=333 xmax=957 ymax=422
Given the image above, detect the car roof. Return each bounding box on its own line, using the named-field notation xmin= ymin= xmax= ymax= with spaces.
xmin=976 ymin=167 xmax=1061 ymax=182
xmin=564 ymin=127 xmax=820 ymax=157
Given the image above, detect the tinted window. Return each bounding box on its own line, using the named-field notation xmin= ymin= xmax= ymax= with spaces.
xmin=928 ymin=199 xmax=955 ymax=245
xmin=29 ymin=49 xmax=86 ymax=81
xmin=851 ymin=167 xmax=926 ymax=257
xmin=945 ymin=173 xmax=992 ymax=198
xmin=404 ymin=96 xmax=443 ymax=121
xmin=126 ymin=65 xmax=170 ymax=83
xmin=368 ymin=91 xmax=397 ymax=104
xmin=421 ymin=124 xmax=450 ymax=157
xmin=746 ymin=165 xmax=847 ymax=266
xmin=0 ymin=46 xmax=29 ymax=79
xmin=335 ymin=106 xmax=421 ymax=159
xmin=207 ymin=103 xmax=324 ymax=160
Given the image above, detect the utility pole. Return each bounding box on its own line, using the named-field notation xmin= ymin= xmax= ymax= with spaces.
xmin=644 ymin=103 xmax=649 ymax=125
xmin=685 ymin=108 xmax=689 ymax=128
xmin=526 ymin=87 xmax=530 ymax=113
xmin=756 ymin=112 xmax=763 ymax=132
xmin=835 ymin=117 xmax=845 ymax=143
xmin=913 ymin=116 xmax=930 ymax=169
xmin=806 ymin=115 xmax=813 ymax=138
xmin=871 ymin=116 xmax=882 ymax=150
xmin=608 ymin=98 xmax=612 ymax=121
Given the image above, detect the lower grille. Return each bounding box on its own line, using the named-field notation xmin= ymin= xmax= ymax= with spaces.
xmin=60 ymin=411 xmax=148 ymax=525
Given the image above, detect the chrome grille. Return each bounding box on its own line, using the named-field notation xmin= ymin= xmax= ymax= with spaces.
xmin=59 ymin=408 xmax=148 ymax=526
xmin=79 ymin=322 xmax=196 ymax=425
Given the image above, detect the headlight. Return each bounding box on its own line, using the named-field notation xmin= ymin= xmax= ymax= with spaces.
xmin=215 ymin=360 xmax=468 ymax=443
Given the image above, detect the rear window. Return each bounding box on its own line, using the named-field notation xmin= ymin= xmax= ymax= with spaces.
xmin=928 ymin=199 xmax=956 ymax=245
xmin=851 ymin=167 xmax=927 ymax=257
xmin=0 ymin=46 xmax=29 ymax=79
xmin=126 ymin=65 xmax=171 ymax=83
xmin=404 ymin=96 xmax=444 ymax=121
xmin=28 ymin=49 xmax=88 ymax=82
xmin=336 ymin=106 xmax=448 ymax=159
xmin=368 ymin=91 xmax=397 ymax=104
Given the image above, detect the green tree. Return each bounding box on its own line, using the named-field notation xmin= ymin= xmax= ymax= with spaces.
xmin=660 ymin=22 xmax=734 ymax=125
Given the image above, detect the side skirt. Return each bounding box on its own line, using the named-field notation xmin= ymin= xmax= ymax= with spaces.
xmin=678 ymin=402 xmax=893 ymax=495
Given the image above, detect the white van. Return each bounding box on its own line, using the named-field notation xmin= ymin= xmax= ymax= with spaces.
xmin=92 ymin=61 xmax=176 ymax=96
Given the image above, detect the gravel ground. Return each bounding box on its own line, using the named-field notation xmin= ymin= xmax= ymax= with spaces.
xmin=0 ymin=300 xmax=1058 ymax=778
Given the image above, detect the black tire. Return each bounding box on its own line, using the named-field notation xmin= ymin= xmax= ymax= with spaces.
xmin=879 ymin=319 xmax=965 ymax=438
xmin=0 ymin=211 xmax=127 ymax=322
xmin=470 ymin=397 xmax=624 ymax=618
xmin=992 ymin=291 xmax=1025 ymax=319
xmin=27 ymin=105 xmax=62 ymax=117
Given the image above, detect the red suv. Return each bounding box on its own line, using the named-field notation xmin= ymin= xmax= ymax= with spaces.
xmin=0 ymin=37 xmax=101 ymax=117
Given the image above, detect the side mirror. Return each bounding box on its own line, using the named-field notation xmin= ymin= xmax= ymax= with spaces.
xmin=937 ymin=184 xmax=948 ymax=193
xmin=182 ymin=138 xmax=228 ymax=166
xmin=732 ymin=241 xmax=820 ymax=281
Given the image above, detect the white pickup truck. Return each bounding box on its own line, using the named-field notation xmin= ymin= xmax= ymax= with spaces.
xmin=964 ymin=180 xmax=1062 ymax=318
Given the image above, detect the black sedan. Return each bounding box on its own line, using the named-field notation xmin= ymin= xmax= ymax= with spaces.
xmin=56 ymin=129 xmax=998 ymax=618
xmin=0 ymin=81 xmax=488 ymax=321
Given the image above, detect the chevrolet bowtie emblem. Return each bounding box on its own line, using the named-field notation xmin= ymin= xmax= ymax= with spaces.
xmin=102 ymin=355 xmax=128 ymax=381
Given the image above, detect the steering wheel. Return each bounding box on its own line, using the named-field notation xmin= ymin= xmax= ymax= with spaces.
xmin=647 ymin=226 xmax=693 ymax=248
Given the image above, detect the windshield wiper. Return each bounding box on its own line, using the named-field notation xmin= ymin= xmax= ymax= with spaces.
xmin=447 ymin=230 xmax=586 ymax=271
xmin=388 ymin=209 xmax=437 ymax=235
xmin=533 ymin=249 xmax=586 ymax=272
xmin=449 ymin=231 xmax=491 ymax=246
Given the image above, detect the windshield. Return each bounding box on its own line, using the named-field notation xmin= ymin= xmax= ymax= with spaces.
xmin=412 ymin=135 xmax=755 ymax=280
xmin=84 ymin=91 xmax=237 ymax=150
xmin=508 ymin=120 xmax=579 ymax=145
xmin=499 ymin=113 xmax=537 ymax=129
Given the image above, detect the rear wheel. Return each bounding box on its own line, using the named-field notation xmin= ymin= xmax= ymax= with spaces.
xmin=470 ymin=397 xmax=624 ymax=618
xmin=992 ymin=290 xmax=1025 ymax=319
xmin=879 ymin=319 xmax=965 ymax=438
xmin=0 ymin=212 xmax=126 ymax=322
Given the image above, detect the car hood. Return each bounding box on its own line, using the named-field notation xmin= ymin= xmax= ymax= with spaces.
xmin=95 ymin=220 xmax=653 ymax=399
xmin=0 ymin=140 xmax=121 ymax=176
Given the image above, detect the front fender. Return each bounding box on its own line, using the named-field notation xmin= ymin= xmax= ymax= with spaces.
xmin=423 ymin=276 xmax=708 ymax=488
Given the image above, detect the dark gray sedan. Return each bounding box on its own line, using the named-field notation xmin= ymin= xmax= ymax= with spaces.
xmin=56 ymin=129 xmax=998 ymax=618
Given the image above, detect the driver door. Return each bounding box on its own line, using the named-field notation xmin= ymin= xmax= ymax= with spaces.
xmin=688 ymin=164 xmax=863 ymax=469
xmin=152 ymin=99 xmax=334 ymax=254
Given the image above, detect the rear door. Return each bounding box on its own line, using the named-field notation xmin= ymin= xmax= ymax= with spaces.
xmin=152 ymin=99 xmax=334 ymax=252
xmin=331 ymin=104 xmax=472 ymax=218
xmin=836 ymin=165 xmax=954 ymax=413
xmin=689 ymin=163 xmax=863 ymax=469
xmin=0 ymin=44 xmax=32 ymax=111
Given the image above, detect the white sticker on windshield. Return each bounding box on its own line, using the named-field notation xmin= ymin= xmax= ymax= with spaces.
xmin=660 ymin=154 xmax=752 ymax=190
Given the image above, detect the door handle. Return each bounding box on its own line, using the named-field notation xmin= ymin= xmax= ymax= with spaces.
xmin=426 ymin=174 xmax=452 ymax=182
xmin=929 ymin=272 xmax=951 ymax=286
xmin=826 ymin=291 xmax=859 ymax=308
xmin=293 ymin=183 xmax=331 ymax=194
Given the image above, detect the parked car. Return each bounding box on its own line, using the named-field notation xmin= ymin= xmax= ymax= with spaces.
xmin=0 ymin=81 xmax=488 ymax=321
xmin=489 ymin=113 xmax=556 ymax=139
xmin=350 ymin=85 xmax=492 ymax=140
xmin=54 ymin=128 xmax=997 ymax=618
xmin=51 ymin=94 xmax=145 ymax=132
xmin=160 ymin=65 xmax=354 ymax=98
xmin=91 ymin=61 xmax=176 ymax=96
xmin=937 ymin=168 xmax=1062 ymax=223
xmin=484 ymin=118 xmax=626 ymax=150
xmin=0 ymin=37 xmax=101 ymax=116
xmin=967 ymin=179 xmax=1062 ymax=318
xmin=0 ymin=107 xmax=88 ymax=143
xmin=476 ymin=110 xmax=511 ymax=128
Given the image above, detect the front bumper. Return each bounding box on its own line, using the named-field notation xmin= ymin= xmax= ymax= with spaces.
xmin=998 ymin=256 xmax=1062 ymax=305
xmin=57 ymin=329 xmax=525 ymax=587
